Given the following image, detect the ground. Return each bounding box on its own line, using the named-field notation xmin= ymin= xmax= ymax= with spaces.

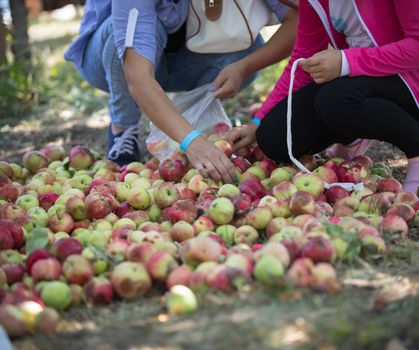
xmin=1 ymin=13 xmax=419 ymax=350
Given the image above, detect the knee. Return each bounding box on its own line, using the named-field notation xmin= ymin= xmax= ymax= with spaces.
xmin=315 ymin=79 xmax=356 ymax=130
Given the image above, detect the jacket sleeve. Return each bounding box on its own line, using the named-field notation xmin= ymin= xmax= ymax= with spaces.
xmin=344 ymin=0 xmax=419 ymax=76
xmin=255 ymin=0 xmax=329 ymax=120
xmin=111 ymin=0 xmax=159 ymax=66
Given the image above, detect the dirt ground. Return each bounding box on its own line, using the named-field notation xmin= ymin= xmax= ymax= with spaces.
xmin=2 ymin=13 xmax=419 ymax=350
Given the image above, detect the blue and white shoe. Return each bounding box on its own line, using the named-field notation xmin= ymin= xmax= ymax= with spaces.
xmin=108 ymin=124 xmax=141 ymax=166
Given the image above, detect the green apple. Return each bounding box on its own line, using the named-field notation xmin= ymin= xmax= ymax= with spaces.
xmin=16 ymin=194 xmax=39 ymax=211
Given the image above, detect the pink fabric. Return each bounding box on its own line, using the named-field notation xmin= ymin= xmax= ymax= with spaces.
xmin=255 ymin=0 xmax=419 ymax=120
xmin=404 ymin=159 xmax=419 ymax=193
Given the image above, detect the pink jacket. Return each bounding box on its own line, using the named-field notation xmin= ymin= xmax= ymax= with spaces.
xmin=255 ymin=0 xmax=419 ymax=120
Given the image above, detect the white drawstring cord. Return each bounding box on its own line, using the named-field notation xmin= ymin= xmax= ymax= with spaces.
xmin=286 ymin=58 xmax=364 ymax=191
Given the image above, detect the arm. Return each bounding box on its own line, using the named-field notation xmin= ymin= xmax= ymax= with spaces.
xmin=212 ymin=8 xmax=298 ymax=99
xmin=113 ymin=1 xmax=237 ymax=183
xmin=255 ymin=0 xmax=329 ymax=119
xmin=344 ymin=0 xmax=419 ymax=77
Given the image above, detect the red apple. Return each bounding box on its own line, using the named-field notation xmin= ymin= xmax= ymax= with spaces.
xmin=146 ymin=251 xmax=178 ymax=283
xmin=301 ymin=237 xmax=335 ymax=263
xmin=26 ymin=248 xmax=54 ymax=274
xmin=163 ymin=199 xmax=198 ymax=224
xmin=214 ymin=140 xmax=233 ymax=157
xmin=159 ymin=159 xmax=186 ymax=182
xmin=52 ymin=237 xmax=83 ymax=261
xmin=239 ymin=179 xmax=266 ymax=201
xmin=83 ymin=276 xmax=114 ymax=305
xmin=171 ymin=220 xmax=195 ymax=242
xmin=377 ymin=178 xmax=403 ymax=194
xmin=69 ymin=145 xmax=94 ymax=170
xmin=326 ymin=185 xmax=349 ymax=204
xmin=2 ymin=263 xmax=25 ymax=284
xmin=126 ymin=242 xmax=156 ymax=264
xmin=380 ymin=214 xmax=409 ymax=238
xmin=166 ymin=266 xmax=193 ymax=289
xmin=289 ymin=191 xmax=316 ymax=215
xmin=48 ymin=211 xmax=74 ymax=233
xmin=31 ymin=258 xmax=61 ymax=281
xmin=62 ymin=254 xmax=94 ymax=285
xmin=179 ymin=237 xmax=221 ymax=266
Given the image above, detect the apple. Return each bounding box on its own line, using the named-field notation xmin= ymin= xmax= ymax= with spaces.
xmin=86 ymin=193 xmax=117 ymax=220
xmin=238 ymin=179 xmax=266 ymax=201
xmin=292 ymin=173 xmax=324 ymax=199
xmin=2 ymin=263 xmax=24 ymax=284
xmin=253 ymin=255 xmax=284 ymax=285
xmin=33 ymin=307 xmax=60 ymax=333
xmin=386 ymin=203 xmax=415 ymax=224
xmin=313 ymin=166 xmax=338 ymax=184
xmin=41 ymin=281 xmax=72 ymax=310
xmin=358 ymin=193 xmax=392 ymax=216
xmin=48 ymin=211 xmax=74 ymax=233
xmin=163 ymin=199 xmax=198 ymax=224
xmin=62 ymin=254 xmax=94 ymax=285
xmin=179 ymin=237 xmax=221 ymax=266
xmin=40 ymin=145 xmax=65 ymax=162
xmin=0 ymin=249 xmax=23 ymax=266
xmin=0 ymin=183 xmax=18 ymax=202
xmin=31 ymin=258 xmax=61 ymax=281
xmin=146 ymin=251 xmax=178 ymax=283
xmin=52 ymin=238 xmax=83 ymax=262
xmin=188 ymin=174 xmax=210 ymax=194
xmin=16 ymin=194 xmax=39 ymax=212
xmin=22 ymin=151 xmax=49 ymax=173
xmin=289 ymin=191 xmax=315 ymax=216
xmin=84 ymin=276 xmax=114 ymax=305
xmin=393 ymin=191 xmax=418 ymax=206
xmin=154 ymin=183 xmax=180 ymax=209
xmin=214 ymin=225 xmax=235 ymax=247
xmin=217 ymin=184 xmax=240 ymax=199
xmin=233 ymin=225 xmax=259 ymax=245
xmin=311 ymin=262 xmax=337 ymax=290
xmin=326 ymin=185 xmax=349 ymax=204
xmin=214 ymin=140 xmax=233 ymax=157
xmin=232 ymin=156 xmax=251 ymax=173
xmin=159 ymin=159 xmax=186 ymax=182
xmin=126 ymin=242 xmax=156 ymax=264
xmin=254 ymin=241 xmax=290 ymax=269
xmin=38 ymin=192 xmax=59 ymax=211
xmin=286 ymin=257 xmax=314 ymax=288
xmin=0 ymin=203 xmax=26 ymax=221
xmin=0 ymin=304 xmax=29 ymax=337
xmin=69 ymin=145 xmax=94 ymax=170
xmin=27 ymin=206 xmax=49 ymax=227
xmin=301 ymin=237 xmax=335 ymax=263
xmin=0 ymin=220 xmax=24 ymax=249
xmin=270 ymin=166 xmax=297 ymax=186
xmin=110 ymin=261 xmax=152 ymax=300
xmin=377 ymin=178 xmax=403 ymax=194
xmin=380 ymin=214 xmax=409 ymax=239
xmin=333 ymin=197 xmax=359 ymax=216
xmin=166 ymin=266 xmax=193 ymax=289
xmin=361 ymin=235 xmax=386 ymax=254
xmin=246 ymin=206 xmax=272 ymax=230
xmin=25 ymin=248 xmax=53 ymax=275
xmin=208 ymin=197 xmax=235 ymax=225
xmin=166 ymin=285 xmax=198 ymax=315
xmin=265 ymin=217 xmax=287 ymax=238
xmin=192 ymin=215 xmax=214 ymax=235
xmin=127 ymin=187 xmax=151 ymax=210
xmin=171 ymin=220 xmax=195 ymax=242
xmin=272 ymin=181 xmax=297 ymax=200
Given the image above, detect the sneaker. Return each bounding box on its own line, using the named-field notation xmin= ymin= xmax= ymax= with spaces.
xmin=325 ymin=139 xmax=375 ymax=160
xmin=108 ymin=124 xmax=141 ymax=166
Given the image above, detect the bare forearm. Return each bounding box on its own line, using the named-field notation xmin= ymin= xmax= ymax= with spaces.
xmin=124 ymin=49 xmax=193 ymax=143
xmin=240 ymin=11 xmax=298 ymax=76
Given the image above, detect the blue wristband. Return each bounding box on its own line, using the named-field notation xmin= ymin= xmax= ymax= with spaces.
xmin=251 ymin=117 xmax=261 ymax=126
xmin=180 ymin=130 xmax=202 ymax=152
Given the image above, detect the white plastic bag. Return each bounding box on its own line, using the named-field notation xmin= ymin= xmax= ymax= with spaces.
xmin=146 ymin=85 xmax=232 ymax=161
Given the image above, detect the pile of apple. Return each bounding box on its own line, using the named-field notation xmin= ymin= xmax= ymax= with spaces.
xmin=0 ymin=123 xmax=418 ymax=338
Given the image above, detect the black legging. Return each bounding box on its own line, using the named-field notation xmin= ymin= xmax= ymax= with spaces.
xmin=255 ymin=75 xmax=419 ymax=162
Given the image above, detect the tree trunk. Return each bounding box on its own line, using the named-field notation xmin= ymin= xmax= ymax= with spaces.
xmin=9 ymin=0 xmax=31 ymax=63
xmin=0 ymin=11 xmax=7 ymax=66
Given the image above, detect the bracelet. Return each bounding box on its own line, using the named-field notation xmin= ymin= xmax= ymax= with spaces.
xmin=180 ymin=130 xmax=202 ymax=152
xmin=251 ymin=117 xmax=261 ymax=126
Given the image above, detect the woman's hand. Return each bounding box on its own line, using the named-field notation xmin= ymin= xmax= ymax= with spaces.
xmin=300 ymin=49 xmax=342 ymax=84
xmin=227 ymin=123 xmax=258 ymax=153
xmin=210 ymin=61 xmax=248 ymax=99
xmin=186 ymin=136 xmax=237 ymax=183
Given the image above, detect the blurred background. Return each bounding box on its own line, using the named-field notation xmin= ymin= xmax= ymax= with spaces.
xmin=0 ymin=1 xmax=285 ymax=164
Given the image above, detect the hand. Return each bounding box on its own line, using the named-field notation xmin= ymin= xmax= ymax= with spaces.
xmin=300 ymin=49 xmax=342 ymax=84
xmin=210 ymin=61 xmax=247 ymax=99
xmin=227 ymin=123 xmax=258 ymax=153
xmin=186 ymin=136 xmax=237 ymax=183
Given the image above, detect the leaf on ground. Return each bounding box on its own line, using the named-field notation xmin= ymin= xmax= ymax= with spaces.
xmin=25 ymin=227 xmax=49 ymax=254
